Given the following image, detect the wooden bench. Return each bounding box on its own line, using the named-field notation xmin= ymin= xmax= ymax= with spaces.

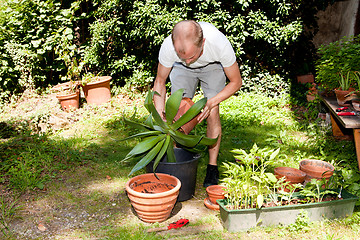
xmin=322 ymin=96 xmax=360 ymax=170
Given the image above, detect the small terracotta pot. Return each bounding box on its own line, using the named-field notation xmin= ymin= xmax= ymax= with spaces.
xmin=299 ymin=159 xmax=334 ymax=182
xmin=334 ymin=88 xmax=354 ymax=107
xmin=81 ymin=76 xmax=111 ymax=105
xmin=173 ymin=98 xmax=200 ymax=134
xmin=274 ymin=167 xmax=306 ymax=184
xmin=125 ymin=173 xmax=181 ymax=223
xmin=297 ymin=74 xmax=314 ymax=84
xmin=56 ymin=90 xmax=80 ymax=112
xmin=206 ymin=185 xmax=227 ymax=205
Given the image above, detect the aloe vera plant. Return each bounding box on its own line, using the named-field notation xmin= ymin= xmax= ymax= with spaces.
xmin=122 ymin=89 xmax=218 ymax=176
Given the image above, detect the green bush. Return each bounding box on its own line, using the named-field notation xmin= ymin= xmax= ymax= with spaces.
xmin=315 ymin=35 xmax=360 ymax=91
xmin=0 ymin=0 xmax=336 ymax=97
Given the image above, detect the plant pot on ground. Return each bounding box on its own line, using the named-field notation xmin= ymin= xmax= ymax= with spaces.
xmin=204 ymin=185 xmax=227 ymax=210
xmin=54 ymin=81 xmax=80 ymax=112
xmin=125 ymin=173 xmax=181 ymax=223
xmin=81 ymin=76 xmax=112 ymax=105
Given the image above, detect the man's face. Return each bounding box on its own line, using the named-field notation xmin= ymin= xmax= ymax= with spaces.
xmin=174 ymin=39 xmax=204 ymax=66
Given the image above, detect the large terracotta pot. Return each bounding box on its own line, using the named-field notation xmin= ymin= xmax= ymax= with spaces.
xmin=56 ymin=90 xmax=80 ymax=112
xmin=81 ymin=76 xmax=111 ymax=105
xmin=173 ymin=98 xmax=200 ymax=134
xmin=299 ymin=159 xmax=334 ymax=183
xmin=125 ymin=173 xmax=181 ymax=223
xmin=334 ymin=88 xmax=354 ymax=107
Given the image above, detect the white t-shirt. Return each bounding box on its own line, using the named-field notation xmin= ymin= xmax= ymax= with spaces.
xmin=158 ymin=22 xmax=236 ymax=69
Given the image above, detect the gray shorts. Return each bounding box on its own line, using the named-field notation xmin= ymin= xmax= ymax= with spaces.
xmin=169 ymin=62 xmax=226 ymax=99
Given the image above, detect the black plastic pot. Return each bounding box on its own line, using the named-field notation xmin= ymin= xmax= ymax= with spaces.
xmin=146 ymin=148 xmax=200 ymax=202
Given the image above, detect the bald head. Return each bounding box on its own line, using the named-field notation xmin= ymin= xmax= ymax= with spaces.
xmin=172 ymin=20 xmax=203 ymax=51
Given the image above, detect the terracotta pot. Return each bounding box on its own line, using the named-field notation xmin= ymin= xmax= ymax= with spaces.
xmin=299 ymin=159 xmax=334 ymax=182
xmin=206 ymin=185 xmax=227 ymax=205
xmin=297 ymin=74 xmax=314 ymax=84
xmin=274 ymin=167 xmax=306 ymax=184
xmin=173 ymin=98 xmax=200 ymax=134
xmin=56 ymin=90 xmax=80 ymax=112
xmin=81 ymin=76 xmax=111 ymax=105
xmin=125 ymin=173 xmax=181 ymax=223
xmin=334 ymin=88 xmax=354 ymax=107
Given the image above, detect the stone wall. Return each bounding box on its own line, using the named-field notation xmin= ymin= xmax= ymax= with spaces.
xmin=313 ymin=0 xmax=359 ymax=48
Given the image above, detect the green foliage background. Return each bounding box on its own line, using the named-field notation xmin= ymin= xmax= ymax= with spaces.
xmin=0 ymin=0 xmax=335 ymax=98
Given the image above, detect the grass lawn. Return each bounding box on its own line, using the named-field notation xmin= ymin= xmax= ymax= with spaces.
xmin=1 ymin=89 xmax=360 ymax=239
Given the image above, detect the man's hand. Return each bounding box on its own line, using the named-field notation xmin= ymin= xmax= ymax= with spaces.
xmin=197 ymin=98 xmax=218 ymax=123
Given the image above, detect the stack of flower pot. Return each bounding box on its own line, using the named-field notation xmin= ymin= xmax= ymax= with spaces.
xmin=274 ymin=159 xmax=335 ymax=188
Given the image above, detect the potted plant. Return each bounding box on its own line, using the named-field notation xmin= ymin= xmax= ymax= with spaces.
xmin=334 ymin=71 xmax=357 ymax=106
xmin=217 ymin=144 xmax=358 ymax=232
xmin=123 ymin=88 xmax=217 ymax=220
xmin=316 ymin=35 xmax=360 ymax=95
xmin=80 ymin=73 xmax=112 ymax=105
xmin=125 ymin=173 xmax=181 ymax=223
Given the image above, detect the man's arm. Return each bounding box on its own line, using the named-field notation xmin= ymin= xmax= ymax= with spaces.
xmin=153 ymin=63 xmax=172 ymax=117
xmin=197 ymin=61 xmax=242 ymax=122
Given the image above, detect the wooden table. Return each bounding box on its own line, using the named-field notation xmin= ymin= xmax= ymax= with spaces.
xmin=322 ymin=96 xmax=360 ymax=170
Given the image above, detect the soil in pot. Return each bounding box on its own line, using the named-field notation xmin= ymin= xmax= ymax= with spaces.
xmin=125 ymin=173 xmax=181 ymax=223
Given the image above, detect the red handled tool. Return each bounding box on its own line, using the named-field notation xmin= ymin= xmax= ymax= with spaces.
xmin=337 ymin=111 xmax=360 ymax=116
xmin=147 ymin=219 xmax=189 ymax=233
xmin=336 ymin=107 xmax=348 ymax=112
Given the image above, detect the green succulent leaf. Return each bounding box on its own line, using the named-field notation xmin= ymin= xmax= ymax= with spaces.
xmin=144 ymin=90 xmax=168 ymax=130
xmin=166 ymin=140 xmax=176 ymax=163
xmin=199 ymin=135 xmax=218 ymax=146
xmin=123 ymin=134 xmax=166 ymax=161
xmin=123 ymin=117 xmax=154 ymax=131
xmin=121 ymin=130 xmax=161 ymax=141
xmin=144 ymin=114 xmax=154 ymax=129
xmin=165 ymin=89 xmax=184 ymax=123
xmin=128 ymin=137 xmax=166 ymax=176
xmin=180 ymin=145 xmax=207 ymax=153
xmin=170 ymin=130 xmax=202 ymax=148
xmin=153 ymin=135 xmax=171 ymax=172
xmin=172 ymin=97 xmax=207 ymax=130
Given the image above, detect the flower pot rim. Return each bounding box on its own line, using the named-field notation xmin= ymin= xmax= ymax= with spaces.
xmin=84 ymin=76 xmax=112 ymax=86
xmin=206 ymin=184 xmax=227 ymax=194
xmin=274 ymin=167 xmax=306 ymax=177
xmin=299 ymin=159 xmax=335 ymax=171
xmin=125 ymin=173 xmax=181 ymax=198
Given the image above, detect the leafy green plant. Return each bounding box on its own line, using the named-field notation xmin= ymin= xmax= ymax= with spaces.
xmin=285 ymin=210 xmax=310 ymax=232
xmin=221 ymin=144 xmax=282 ymax=209
xmin=122 ymin=89 xmax=217 ymax=176
xmin=316 ymin=35 xmax=360 ymax=91
xmin=300 ymin=178 xmax=339 ymax=203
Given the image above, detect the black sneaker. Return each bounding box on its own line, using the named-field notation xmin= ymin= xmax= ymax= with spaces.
xmin=203 ymin=164 xmax=219 ymax=188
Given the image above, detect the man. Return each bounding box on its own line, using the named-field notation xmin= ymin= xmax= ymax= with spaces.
xmin=153 ymin=20 xmax=242 ymax=187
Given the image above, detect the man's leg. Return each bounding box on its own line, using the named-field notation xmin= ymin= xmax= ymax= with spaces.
xmin=203 ymin=105 xmax=222 ymax=187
